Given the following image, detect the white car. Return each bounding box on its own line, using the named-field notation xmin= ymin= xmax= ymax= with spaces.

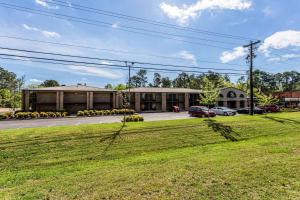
xmin=212 ymin=107 xmax=237 ymax=116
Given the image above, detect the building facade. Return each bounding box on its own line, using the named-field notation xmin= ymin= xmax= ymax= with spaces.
xmin=22 ymin=86 xmax=247 ymax=113
xmin=22 ymin=85 xmax=117 ymax=114
xmin=123 ymin=87 xmax=201 ymax=112
xmin=217 ymin=87 xmax=248 ymax=109
xmin=273 ymin=91 xmax=300 ymax=108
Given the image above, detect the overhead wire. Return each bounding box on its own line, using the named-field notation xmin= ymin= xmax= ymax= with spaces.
xmin=0 ymin=35 xmax=246 ymax=67
xmin=0 ymin=46 xmax=247 ymax=72
xmin=0 ymin=53 xmax=247 ymax=76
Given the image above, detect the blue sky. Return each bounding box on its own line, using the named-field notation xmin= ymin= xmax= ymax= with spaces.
xmin=0 ymin=0 xmax=299 ymax=87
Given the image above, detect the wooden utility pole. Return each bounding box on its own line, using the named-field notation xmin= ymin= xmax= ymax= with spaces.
xmin=243 ymin=40 xmax=260 ymax=115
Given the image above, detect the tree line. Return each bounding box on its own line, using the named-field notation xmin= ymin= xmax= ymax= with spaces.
xmin=106 ymin=69 xmax=300 ymax=94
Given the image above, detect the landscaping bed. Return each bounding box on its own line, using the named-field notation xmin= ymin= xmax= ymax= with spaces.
xmin=77 ymin=109 xmax=135 ymax=117
xmin=0 ymin=111 xmax=68 ymax=120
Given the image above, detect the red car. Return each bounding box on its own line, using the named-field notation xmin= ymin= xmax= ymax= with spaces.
xmin=189 ymin=106 xmax=216 ymax=118
xmin=262 ymin=105 xmax=280 ymax=113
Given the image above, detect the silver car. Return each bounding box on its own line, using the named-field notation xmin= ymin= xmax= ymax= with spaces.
xmin=212 ymin=107 xmax=237 ymax=116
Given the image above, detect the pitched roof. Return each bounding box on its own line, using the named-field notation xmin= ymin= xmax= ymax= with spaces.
xmin=123 ymin=87 xmax=201 ymax=93
xmin=23 ymin=85 xmax=115 ymax=92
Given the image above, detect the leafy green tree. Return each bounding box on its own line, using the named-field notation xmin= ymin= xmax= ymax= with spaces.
xmin=114 ymin=84 xmax=127 ymax=91
xmin=173 ymin=72 xmax=190 ymax=88
xmin=130 ymin=69 xmax=148 ymax=87
xmin=153 ymin=73 xmax=162 ymax=87
xmin=0 ymin=89 xmax=10 ymax=107
xmin=199 ymin=77 xmax=220 ymax=107
xmin=40 ymin=80 xmax=60 ymax=87
xmin=161 ymin=77 xmax=172 ymax=88
xmin=0 ymin=67 xmax=25 ymax=109
xmin=255 ymin=89 xmax=279 ymax=106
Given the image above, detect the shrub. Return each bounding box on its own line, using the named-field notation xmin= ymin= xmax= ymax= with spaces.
xmin=30 ymin=112 xmax=40 ymax=119
xmin=40 ymin=112 xmax=49 ymax=118
xmin=77 ymin=111 xmax=84 ymax=116
xmin=0 ymin=112 xmax=13 ymax=120
xmin=76 ymin=109 xmax=137 ymax=117
xmin=47 ymin=112 xmax=56 ymax=118
xmin=123 ymin=114 xmax=144 ymax=122
xmin=15 ymin=112 xmax=29 ymax=119
xmin=55 ymin=112 xmax=62 ymax=118
xmin=61 ymin=112 xmax=68 ymax=117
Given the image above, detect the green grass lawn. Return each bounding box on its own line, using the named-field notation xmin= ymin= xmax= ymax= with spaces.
xmin=0 ymin=112 xmax=300 ymax=199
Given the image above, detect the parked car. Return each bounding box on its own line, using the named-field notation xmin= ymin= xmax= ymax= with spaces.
xmin=260 ymin=104 xmax=280 ymax=113
xmin=237 ymin=107 xmax=264 ymax=114
xmin=189 ymin=106 xmax=216 ymax=118
xmin=211 ymin=107 xmax=237 ymax=116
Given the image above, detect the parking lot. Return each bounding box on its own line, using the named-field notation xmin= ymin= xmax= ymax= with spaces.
xmin=0 ymin=112 xmax=192 ymax=130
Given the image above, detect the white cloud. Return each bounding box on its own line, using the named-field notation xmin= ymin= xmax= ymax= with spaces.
xmin=29 ymin=78 xmax=43 ymax=83
xmin=23 ymin=24 xmax=61 ymax=38
xmin=178 ymin=50 xmax=197 ymax=65
xmin=220 ymin=46 xmax=247 ymax=63
xmin=35 ymin=0 xmax=59 ymax=9
xmin=259 ymin=30 xmax=300 ymax=54
xmin=160 ymin=0 xmax=252 ymax=25
xmin=68 ymin=65 xmax=122 ymax=79
xmin=267 ymin=53 xmax=300 ymax=63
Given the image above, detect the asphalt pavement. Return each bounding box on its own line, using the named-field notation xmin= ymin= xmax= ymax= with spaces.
xmin=0 ymin=112 xmax=191 ymax=130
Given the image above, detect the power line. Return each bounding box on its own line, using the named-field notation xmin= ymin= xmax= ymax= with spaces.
xmin=0 ymin=35 xmax=246 ymax=67
xmin=0 ymin=46 xmax=247 ymax=72
xmin=0 ymin=3 xmax=237 ymax=50
xmin=0 ymin=56 xmax=246 ymax=76
xmin=0 ymin=53 xmax=246 ymax=76
xmin=49 ymin=0 xmax=255 ymax=41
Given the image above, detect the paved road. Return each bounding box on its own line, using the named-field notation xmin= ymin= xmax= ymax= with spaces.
xmin=0 ymin=112 xmax=191 ymax=130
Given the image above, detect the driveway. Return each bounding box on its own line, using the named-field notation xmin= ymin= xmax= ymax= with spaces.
xmin=0 ymin=112 xmax=191 ymax=130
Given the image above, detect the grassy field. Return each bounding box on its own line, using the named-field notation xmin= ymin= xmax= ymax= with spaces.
xmin=0 ymin=112 xmax=300 ymax=199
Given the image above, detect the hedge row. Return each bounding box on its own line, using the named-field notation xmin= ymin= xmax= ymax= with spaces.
xmin=123 ymin=114 xmax=144 ymax=122
xmin=77 ymin=109 xmax=135 ymax=117
xmin=0 ymin=112 xmax=68 ymax=120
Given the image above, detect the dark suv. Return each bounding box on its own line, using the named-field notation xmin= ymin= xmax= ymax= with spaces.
xmin=189 ymin=106 xmax=216 ymax=118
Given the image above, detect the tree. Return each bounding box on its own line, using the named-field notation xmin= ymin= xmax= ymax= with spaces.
xmin=255 ymin=89 xmax=279 ymax=106
xmin=130 ymin=69 xmax=148 ymax=87
xmin=40 ymin=80 xmax=60 ymax=87
xmin=199 ymin=77 xmax=220 ymax=107
xmin=0 ymin=89 xmax=10 ymax=107
xmin=104 ymin=83 xmax=113 ymax=89
xmin=173 ymin=72 xmax=190 ymax=88
xmin=153 ymin=73 xmax=162 ymax=87
xmin=114 ymin=84 xmax=127 ymax=91
xmin=161 ymin=77 xmax=172 ymax=88
xmin=0 ymin=67 xmax=25 ymax=109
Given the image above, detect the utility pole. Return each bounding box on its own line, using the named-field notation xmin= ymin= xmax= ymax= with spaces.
xmin=243 ymin=40 xmax=261 ymax=115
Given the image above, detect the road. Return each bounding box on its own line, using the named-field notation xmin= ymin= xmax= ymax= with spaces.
xmin=0 ymin=112 xmax=191 ymax=130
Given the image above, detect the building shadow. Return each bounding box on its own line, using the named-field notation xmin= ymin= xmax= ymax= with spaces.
xmin=204 ymin=119 xmax=240 ymax=142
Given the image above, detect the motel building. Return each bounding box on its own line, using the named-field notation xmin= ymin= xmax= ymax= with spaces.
xmin=22 ymin=85 xmax=247 ymax=114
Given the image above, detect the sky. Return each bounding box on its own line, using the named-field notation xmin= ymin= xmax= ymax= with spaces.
xmin=0 ymin=0 xmax=300 ymax=87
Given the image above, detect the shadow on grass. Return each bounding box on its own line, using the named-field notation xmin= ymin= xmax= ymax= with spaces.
xmin=204 ymin=119 xmax=240 ymax=142
xmin=0 ymin=124 xmax=205 ymax=149
xmin=100 ymin=123 xmax=126 ymax=157
xmin=264 ymin=116 xmax=300 ymax=125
